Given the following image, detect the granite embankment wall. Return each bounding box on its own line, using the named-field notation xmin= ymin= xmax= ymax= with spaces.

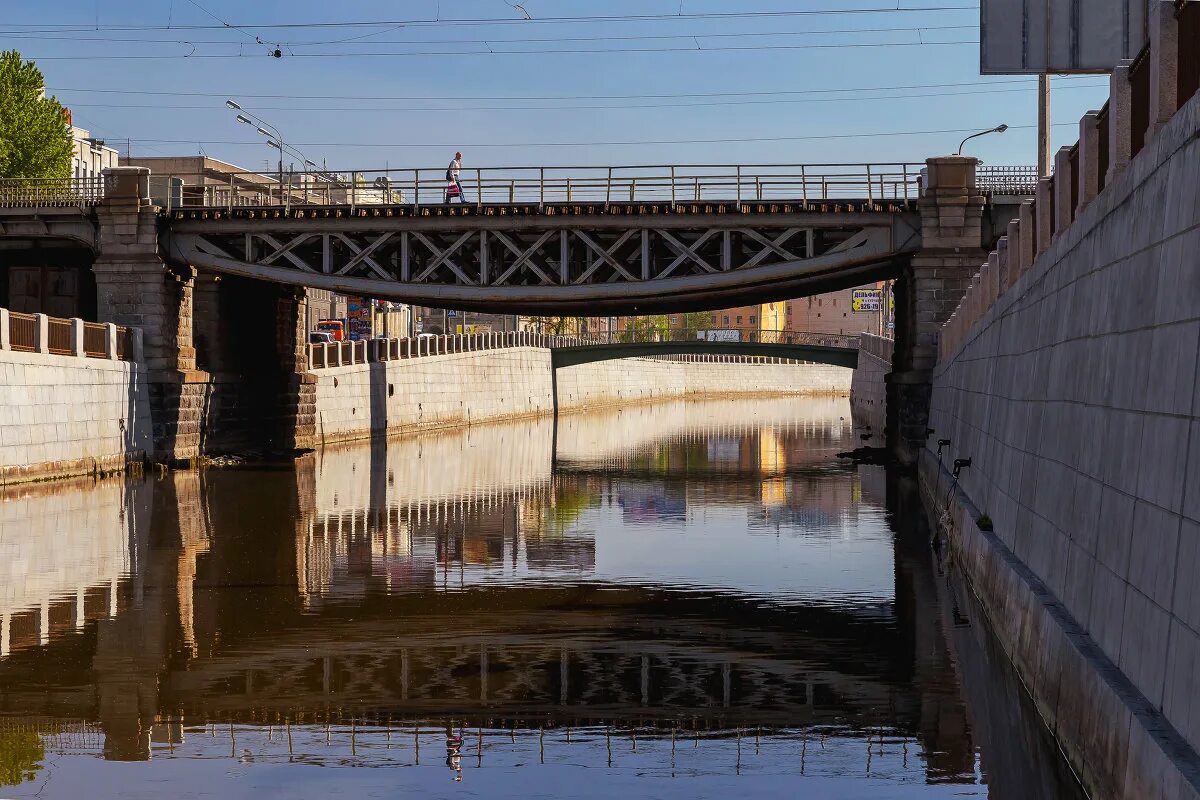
xmin=0 ymin=347 xmax=152 ymax=485
xmin=923 ymin=63 xmax=1200 ymax=800
xmin=312 ymin=349 xmax=851 ymax=444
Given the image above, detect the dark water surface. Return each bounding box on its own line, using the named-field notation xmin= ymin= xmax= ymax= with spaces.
xmin=0 ymin=398 xmax=1086 ymax=799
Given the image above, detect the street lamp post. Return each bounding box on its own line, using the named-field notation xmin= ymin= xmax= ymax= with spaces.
xmin=226 ymin=99 xmax=300 ymax=203
xmin=957 ymin=124 xmax=1009 ymax=156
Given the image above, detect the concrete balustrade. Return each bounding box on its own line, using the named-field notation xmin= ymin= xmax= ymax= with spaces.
xmin=1109 ymin=61 xmax=1134 ymax=183
xmin=1077 ymin=111 xmax=1102 ymax=213
xmin=1017 ymin=201 xmax=1035 ymax=280
xmin=937 ymin=2 xmax=1200 ymax=362
xmin=1148 ymin=0 xmax=1179 ymax=139
xmin=1053 ymin=147 xmax=1074 ymax=234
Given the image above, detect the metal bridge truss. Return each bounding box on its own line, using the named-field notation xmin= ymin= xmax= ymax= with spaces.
xmin=168 ymin=212 xmax=919 ymax=314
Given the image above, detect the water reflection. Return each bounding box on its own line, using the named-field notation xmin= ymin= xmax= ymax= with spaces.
xmin=0 ymin=398 xmax=1085 ymax=799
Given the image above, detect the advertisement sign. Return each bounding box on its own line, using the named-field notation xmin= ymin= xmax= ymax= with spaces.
xmin=696 ymin=329 xmax=742 ymax=342
xmin=346 ymin=296 xmax=374 ymax=340
xmin=852 ymin=290 xmax=882 ymax=313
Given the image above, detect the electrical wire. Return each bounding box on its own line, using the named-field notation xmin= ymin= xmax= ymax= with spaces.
xmin=0 ymin=5 xmax=983 ymax=35
xmin=94 ymin=122 xmax=1078 ymax=150
xmin=57 ymin=81 xmax=1107 ymax=113
xmin=0 ymin=23 xmax=979 ymax=46
xmin=46 ymin=75 xmax=1102 ymax=102
xmin=14 ymin=39 xmax=982 ymax=60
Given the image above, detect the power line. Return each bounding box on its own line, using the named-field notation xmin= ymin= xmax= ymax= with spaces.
xmin=58 ymin=82 xmax=1107 ymax=113
xmin=0 ymin=23 xmax=979 ymax=47
xmin=46 ymin=75 xmax=1102 ymax=102
xmin=0 ymin=5 xmax=982 ymax=35
xmin=16 ymin=39 xmax=982 ymax=60
xmin=97 ymin=122 xmax=1077 ymax=150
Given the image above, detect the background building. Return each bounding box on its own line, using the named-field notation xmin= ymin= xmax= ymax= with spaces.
xmin=70 ymin=125 xmax=120 ymax=180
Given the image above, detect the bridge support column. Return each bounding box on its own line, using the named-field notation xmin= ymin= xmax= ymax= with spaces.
xmin=94 ymin=167 xmax=208 ymax=466
xmin=888 ymin=156 xmax=985 ymax=467
xmin=275 ymin=286 xmax=318 ymax=451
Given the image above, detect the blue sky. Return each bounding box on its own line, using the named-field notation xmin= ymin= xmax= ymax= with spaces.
xmin=3 ymin=0 xmax=1110 ymax=172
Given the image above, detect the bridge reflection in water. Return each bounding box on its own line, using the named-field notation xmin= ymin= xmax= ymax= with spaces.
xmin=0 ymin=398 xmax=1084 ymax=798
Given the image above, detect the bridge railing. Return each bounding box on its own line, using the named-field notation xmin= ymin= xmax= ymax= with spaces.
xmin=0 ymin=306 xmax=136 ymax=361
xmin=137 ymin=163 xmax=926 ymax=212
xmin=976 ymin=165 xmax=1039 ymax=197
xmin=0 ymin=176 xmax=108 ymax=209
xmin=308 ymin=328 xmax=857 ymax=370
xmin=1 ymin=163 xmax=1036 ymax=211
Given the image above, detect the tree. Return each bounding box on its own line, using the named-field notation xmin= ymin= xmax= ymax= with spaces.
xmin=527 ymin=316 xmax=582 ymax=335
xmin=679 ymin=311 xmax=713 ymax=336
xmin=0 ymin=51 xmax=73 ymax=179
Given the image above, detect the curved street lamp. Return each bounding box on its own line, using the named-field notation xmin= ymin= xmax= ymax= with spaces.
xmin=957 ymin=124 xmax=1009 ymax=155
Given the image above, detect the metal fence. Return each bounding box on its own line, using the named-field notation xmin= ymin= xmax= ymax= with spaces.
xmin=0 ymin=176 xmax=107 ymax=208
xmin=976 ymin=165 xmax=1039 ymax=197
xmin=0 ymin=163 xmax=1040 ymax=211
xmin=162 ymin=163 xmax=927 ymax=211
xmin=309 ymin=328 xmax=859 ymax=370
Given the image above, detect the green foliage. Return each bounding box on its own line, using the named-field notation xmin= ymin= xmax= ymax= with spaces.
xmin=0 ymin=51 xmax=74 ymax=179
xmin=976 ymin=514 xmax=993 ymax=531
xmin=0 ymin=730 xmax=44 ymax=787
xmin=618 ymin=315 xmax=669 ymax=342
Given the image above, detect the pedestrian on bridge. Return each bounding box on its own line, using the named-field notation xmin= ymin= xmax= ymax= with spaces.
xmin=445 ymin=151 xmax=466 ymax=203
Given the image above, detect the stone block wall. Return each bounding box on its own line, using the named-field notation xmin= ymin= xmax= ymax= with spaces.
xmin=0 ymin=348 xmax=152 ymax=484
xmin=311 ymin=349 xmax=851 ymax=444
xmin=925 ymin=73 xmax=1200 ymax=800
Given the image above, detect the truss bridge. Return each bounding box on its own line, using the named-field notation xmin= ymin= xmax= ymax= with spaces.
xmin=156 ymin=163 xmax=923 ymax=314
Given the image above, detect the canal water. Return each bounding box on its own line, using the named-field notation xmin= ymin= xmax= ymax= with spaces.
xmin=0 ymin=397 xmax=1086 ymax=799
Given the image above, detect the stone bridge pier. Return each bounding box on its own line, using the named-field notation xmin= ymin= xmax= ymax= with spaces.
xmin=888 ymin=156 xmax=986 ymax=466
xmin=93 ymin=167 xmax=315 ymax=464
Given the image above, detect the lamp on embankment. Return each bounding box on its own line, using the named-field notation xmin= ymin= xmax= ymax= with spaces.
xmin=956 ymin=124 xmax=1009 ymax=155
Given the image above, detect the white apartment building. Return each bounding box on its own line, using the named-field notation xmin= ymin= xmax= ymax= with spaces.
xmin=70 ymin=126 xmax=120 ymax=180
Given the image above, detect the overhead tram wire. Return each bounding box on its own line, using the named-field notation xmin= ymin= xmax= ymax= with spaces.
xmin=58 ymin=83 xmax=1109 ymax=114
xmin=16 ymin=40 xmax=982 ymax=61
xmin=103 ymin=121 xmax=1084 ymax=152
xmin=0 ymin=5 xmax=982 ymax=35
xmin=0 ymin=23 xmax=980 ymax=46
xmin=45 ymin=75 xmax=1103 ymax=102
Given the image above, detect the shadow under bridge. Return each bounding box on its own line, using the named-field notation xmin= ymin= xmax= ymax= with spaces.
xmin=161 ymin=163 xmax=921 ymax=315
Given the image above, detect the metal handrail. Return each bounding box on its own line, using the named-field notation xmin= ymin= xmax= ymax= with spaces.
xmin=308 ymin=328 xmax=860 ymax=370
xmin=1 ymin=163 xmax=1037 ymax=210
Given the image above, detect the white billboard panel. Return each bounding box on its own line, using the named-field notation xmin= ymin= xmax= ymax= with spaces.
xmin=981 ymin=0 xmax=1150 ymax=74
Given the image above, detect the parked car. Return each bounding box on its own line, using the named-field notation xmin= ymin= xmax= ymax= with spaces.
xmin=309 ymin=331 xmax=335 ymax=344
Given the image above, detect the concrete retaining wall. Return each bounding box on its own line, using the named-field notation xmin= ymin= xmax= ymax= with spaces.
xmin=923 ymin=87 xmax=1200 ymax=800
xmin=0 ymin=349 xmax=152 ymax=485
xmin=313 ymin=349 xmax=851 ymax=444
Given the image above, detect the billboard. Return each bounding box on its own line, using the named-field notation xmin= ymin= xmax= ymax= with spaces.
xmin=852 ymin=290 xmax=882 ymax=313
xmin=980 ymin=0 xmax=1149 ymax=74
xmin=696 ymin=329 xmax=742 ymax=342
xmin=345 ymin=296 xmax=373 ymax=340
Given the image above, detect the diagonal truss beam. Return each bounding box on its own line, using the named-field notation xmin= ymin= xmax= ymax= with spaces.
xmin=335 ymin=232 xmax=394 ymax=279
xmin=657 ymin=229 xmax=719 ymax=277
xmin=256 ymin=233 xmax=318 ymax=273
xmin=740 ymin=228 xmax=802 ymax=269
xmin=412 ymin=231 xmax=477 ymax=285
xmin=491 ymin=230 xmax=557 ymax=286
xmin=574 ymin=229 xmax=639 ymax=283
